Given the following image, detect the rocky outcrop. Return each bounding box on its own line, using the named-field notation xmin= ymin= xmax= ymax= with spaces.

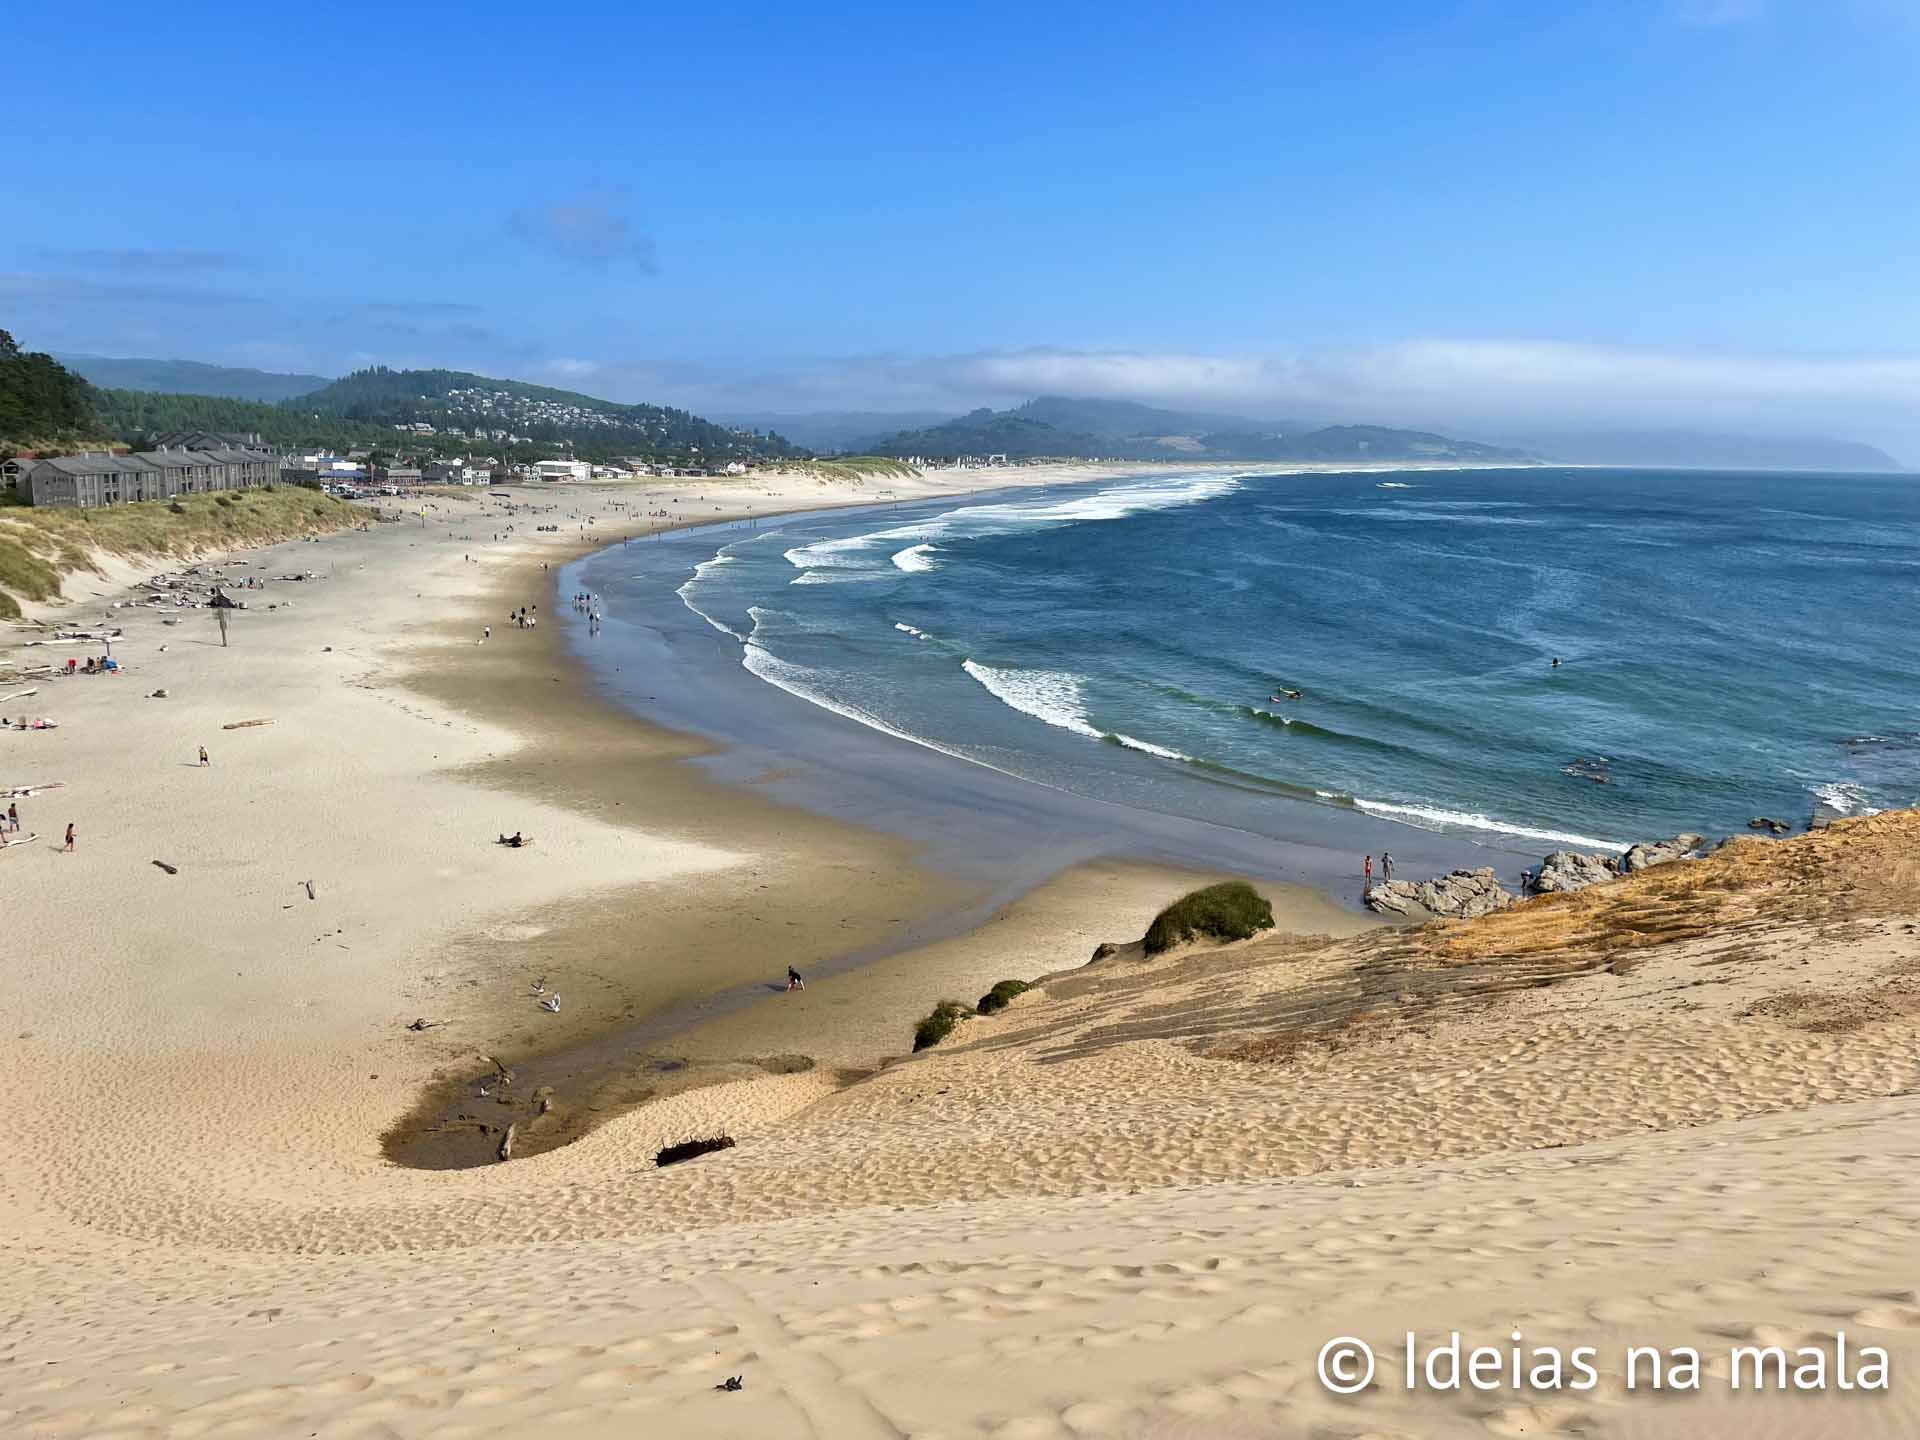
xmin=1619 ymin=834 xmax=1706 ymax=872
xmin=1367 ymin=867 xmax=1513 ymax=920
xmin=1535 ymin=849 xmax=1613 ymax=894
xmin=1749 ymin=817 xmax=1793 ymax=836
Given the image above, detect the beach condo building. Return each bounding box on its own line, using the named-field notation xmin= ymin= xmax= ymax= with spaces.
xmin=533 ymin=458 xmax=591 ymax=482
xmin=15 ymin=444 xmax=281 ymax=508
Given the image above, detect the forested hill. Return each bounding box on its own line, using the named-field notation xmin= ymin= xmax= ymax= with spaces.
xmin=866 ymin=399 xmax=1534 ymax=464
xmin=0 ymin=331 xmax=104 ymax=450
xmin=9 ymin=353 xmax=800 ymax=466
xmin=295 ymin=367 xmax=799 ymax=461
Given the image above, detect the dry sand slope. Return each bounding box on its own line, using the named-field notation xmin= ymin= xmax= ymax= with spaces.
xmin=11 ymin=816 xmax=1920 ymax=1438
xmin=4 ymin=473 xmax=1920 ymax=1437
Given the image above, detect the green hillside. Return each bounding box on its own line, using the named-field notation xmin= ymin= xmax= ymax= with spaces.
xmin=54 ymin=354 xmax=331 ymax=403
xmin=867 ymin=397 xmax=1534 ymax=464
xmin=869 ymin=408 xmax=1109 ymax=460
xmin=75 ymin=363 xmax=803 ymax=466
xmin=297 ymin=367 xmax=800 ymax=462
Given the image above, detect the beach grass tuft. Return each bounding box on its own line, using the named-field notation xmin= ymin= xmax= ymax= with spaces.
xmin=1144 ymin=881 xmax=1275 ymax=955
xmin=913 ymin=999 xmax=975 ymax=1051
xmin=976 ymin=979 xmax=1031 ymax=1014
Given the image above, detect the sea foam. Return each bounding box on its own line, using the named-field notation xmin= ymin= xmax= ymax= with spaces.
xmin=1353 ymin=797 xmax=1626 ymax=852
xmin=962 ymin=661 xmax=1101 ymax=739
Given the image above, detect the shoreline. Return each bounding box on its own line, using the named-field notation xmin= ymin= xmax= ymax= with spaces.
xmin=2 ymin=456 xmax=1746 ymax=1187
xmin=387 ymin=463 xmax=1413 ymax=1164
xmin=1 ymin=460 xmax=1366 ymax=1196
xmin=8 ymin=466 xmax=1920 ymax=1438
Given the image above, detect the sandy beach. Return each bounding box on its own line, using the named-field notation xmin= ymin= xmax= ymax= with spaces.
xmin=5 ymin=464 xmax=1919 ymax=1439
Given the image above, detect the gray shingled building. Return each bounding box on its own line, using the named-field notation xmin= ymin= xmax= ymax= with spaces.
xmin=7 ymin=445 xmax=281 ymax=508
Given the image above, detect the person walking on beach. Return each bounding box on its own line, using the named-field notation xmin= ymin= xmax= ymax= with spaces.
xmin=198 ymin=745 xmax=209 ymax=768
xmin=1363 ymin=854 xmax=1373 ymax=894
xmin=62 ymin=822 xmax=75 ymax=852
xmin=6 ymin=802 xmax=16 ymax=833
xmin=787 ymin=965 xmax=805 ymax=992
xmin=1381 ymin=851 xmax=1394 ymax=883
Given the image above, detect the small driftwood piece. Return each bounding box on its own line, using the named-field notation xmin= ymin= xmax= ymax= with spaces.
xmin=221 ymin=718 xmax=274 ymax=731
xmin=151 ymin=859 xmax=178 ymax=875
xmin=655 ymin=1136 xmax=735 ymax=1168
xmin=304 ymin=879 xmax=316 ymax=900
xmin=405 ymin=1018 xmax=443 ymax=1032
xmin=498 ymin=1123 xmax=516 ymax=1162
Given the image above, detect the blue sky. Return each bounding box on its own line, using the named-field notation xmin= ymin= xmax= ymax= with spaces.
xmin=5 ymin=0 xmax=1918 ymax=451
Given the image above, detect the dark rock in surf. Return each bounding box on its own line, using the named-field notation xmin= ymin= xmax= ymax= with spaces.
xmin=1535 ymin=850 xmax=1613 ymax=894
xmin=1619 ymin=834 xmax=1706 ymax=872
xmin=1367 ymin=867 xmax=1513 ymax=920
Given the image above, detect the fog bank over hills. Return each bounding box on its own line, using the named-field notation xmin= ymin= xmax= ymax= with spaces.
xmin=725 ymin=393 xmax=1905 ymax=472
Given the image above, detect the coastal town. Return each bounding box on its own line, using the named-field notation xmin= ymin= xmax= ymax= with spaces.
xmin=2 ymin=429 xmax=762 ymax=508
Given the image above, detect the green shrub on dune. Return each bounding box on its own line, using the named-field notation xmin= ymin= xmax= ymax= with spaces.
xmin=1143 ymin=881 xmax=1275 ymax=955
xmin=976 ymin=979 xmax=1031 ymax=1014
xmin=912 ymin=999 xmax=974 ymax=1051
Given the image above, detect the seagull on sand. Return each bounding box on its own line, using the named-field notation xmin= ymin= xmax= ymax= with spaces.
xmin=540 ymin=994 xmax=561 ymax=1014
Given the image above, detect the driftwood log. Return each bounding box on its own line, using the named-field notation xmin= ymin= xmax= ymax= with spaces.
xmin=498 ymin=1124 xmax=516 ymax=1162
xmin=151 ymin=859 xmax=178 ymax=875
xmin=655 ymin=1135 xmax=735 ymax=1168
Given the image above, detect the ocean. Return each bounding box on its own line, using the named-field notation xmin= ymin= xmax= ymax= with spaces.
xmin=583 ymin=465 xmax=1920 ymax=861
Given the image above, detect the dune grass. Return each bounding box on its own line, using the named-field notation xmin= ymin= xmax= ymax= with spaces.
xmin=769 ymin=457 xmax=920 ymax=484
xmin=0 ymin=487 xmax=361 ymax=618
xmin=1143 ymin=881 xmax=1276 ymax=955
xmin=912 ymin=999 xmax=974 ymax=1051
xmin=976 ymin=979 xmax=1031 ymax=1014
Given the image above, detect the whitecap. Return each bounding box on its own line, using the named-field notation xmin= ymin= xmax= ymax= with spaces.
xmin=675 ymin=548 xmax=745 ymax=639
xmin=1353 ymin=797 xmax=1626 ymax=852
xmin=961 ymin=661 xmax=1101 ymax=739
xmin=1112 ymin=733 xmax=1194 ymax=762
xmin=1809 ymin=780 xmax=1880 ymax=816
xmin=740 ymin=642 xmax=1039 ymax=788
xmin=892 ymin=543 xmax=937 ymax=573
xmin=782 ymin=470 xmax=1242 ymax=575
